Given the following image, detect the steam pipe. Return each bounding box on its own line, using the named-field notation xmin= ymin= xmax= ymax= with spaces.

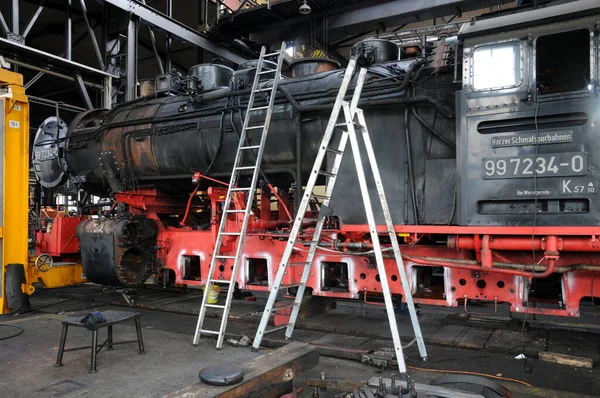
xmin=448 ymin=235 xmax=600 ymax=252
xmin=402 ymin=254 xmax=557 ymax=278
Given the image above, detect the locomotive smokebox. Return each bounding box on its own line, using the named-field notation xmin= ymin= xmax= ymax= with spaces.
xmin=31 ymin=116 xmax=69 ymax=189
xmin=77 ymin=217 xmax=157 ymax=286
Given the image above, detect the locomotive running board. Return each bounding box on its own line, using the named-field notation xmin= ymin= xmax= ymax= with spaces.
xmin=251 ymin=58 xmax=428 ymax=373
xmin=192 ymin=42 xmax=286 ymax=349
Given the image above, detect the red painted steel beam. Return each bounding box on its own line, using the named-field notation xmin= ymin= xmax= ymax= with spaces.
xmin=342 ymin=224 xmax=600 ymax=236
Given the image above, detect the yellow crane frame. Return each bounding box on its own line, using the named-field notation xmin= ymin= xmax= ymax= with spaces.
xmin=0 ymin=68 xmax=30 ymax=314
xmin=0 ymin=68 xmax=86 ymax=314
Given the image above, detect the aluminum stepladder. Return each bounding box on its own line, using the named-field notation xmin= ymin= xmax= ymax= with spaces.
xmin=193 ymin=42 xmax=286 ymax=349
xmin=251 ymin=57 xmax=428 ymax=373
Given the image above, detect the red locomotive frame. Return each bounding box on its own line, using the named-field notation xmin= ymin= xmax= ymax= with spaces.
xmin=98 ymin=183 xmax=600 ymax=318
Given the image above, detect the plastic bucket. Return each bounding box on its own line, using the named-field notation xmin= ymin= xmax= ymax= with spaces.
xmin=203 ymin=284 xmax=220 ymax=304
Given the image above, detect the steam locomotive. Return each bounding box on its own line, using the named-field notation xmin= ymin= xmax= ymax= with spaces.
xmin=32 ymin=1 xmax=600 ymax=318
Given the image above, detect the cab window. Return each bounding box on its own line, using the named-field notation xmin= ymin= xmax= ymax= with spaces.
xmin=472 ymin=42 xmax=521 ymax=91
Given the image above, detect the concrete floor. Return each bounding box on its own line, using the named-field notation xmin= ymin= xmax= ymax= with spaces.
xmin=0 ymin=312 xmax=259 ymax=398
xmin=1 ymin=288 xmax=598 ymax=397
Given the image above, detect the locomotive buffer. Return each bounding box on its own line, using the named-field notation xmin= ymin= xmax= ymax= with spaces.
xmin=251 ymin=58 xmax=428 ymax=372
xmin=193 ymin=42 xmax=286 ymax=349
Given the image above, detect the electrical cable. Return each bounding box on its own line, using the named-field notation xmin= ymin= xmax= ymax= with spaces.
xmin=522 ymin=95 xmax=541 ymax=334
xmin=405 ymin=365 xmax=533 ymax=387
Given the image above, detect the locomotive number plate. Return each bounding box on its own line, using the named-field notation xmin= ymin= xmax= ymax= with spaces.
xmin=482 ymin=153 xmax=587 ymax=179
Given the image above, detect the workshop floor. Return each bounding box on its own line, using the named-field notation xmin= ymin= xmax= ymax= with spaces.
xmin=0 ymin=312 xmax=259 ymax=397
xmin=0 ymin=285 xmax=598 ymax=397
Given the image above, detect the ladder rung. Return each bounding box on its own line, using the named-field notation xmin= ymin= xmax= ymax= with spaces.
xmin=235 ymin=166 xmax=256 ymax=170
xmin=198 ymin=329 xmax=220 ymax=335
xmin=240 ymin=145 xmax=261 ymax=150
xmin=245 ymin=125 xmax=265 ymax=130
xmin=257 ymin=69 xmax=277 ymax=75
xmin=205 ymin=304 xmax=226 ymax=309
xmin=263 ymin=51 xmax=281 ymax=57
xmin=249 ymin=106 xmax=269 ymax=111
xmin=262 ymin=325 xmax=289 ymax=334
xmin=225 ymin=209 xmax=246 ymax=213
xmin=299 ymin=241 xmax=319 ymax=246
xmin=280 ymin=283 xmax=303 ymax=289
xmin=311 ymin=194 xmax=330 ymax=200
xmin=335 ymin=121 xmax=358 ymax=127
xmin=231 ymin=187 xmax=252 ymax=191
xmin=215 ymin=255 xmax=236 ymax=259
xmin=254 ymin=87 xmax=273 ymax=93
xmin=221 ymin=232 xmax=242 ymax=236
xmin=326 ymin=147 xmax=344 ymax=155
xmin=209 ymin=279 xmax=233 ymax=284
xmin=273 ymin=302 xmax=297 ymax=311
xmin=286 ymin=262 xmax=312 ymax=266
xmin=302 ymin=218 xmax=320 ymax=223
xmin=318 ymin=171 xmax=337 ymax=178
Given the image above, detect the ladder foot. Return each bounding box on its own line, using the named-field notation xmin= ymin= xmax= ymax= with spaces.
xmin=421 ymin=356 xmax=428 ymax=361
xmin=250 ymin=346 xmax=259 ymax=353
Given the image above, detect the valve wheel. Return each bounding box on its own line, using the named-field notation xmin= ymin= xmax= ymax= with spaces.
xmin=35 ymin=254 xmax=54 ymax=272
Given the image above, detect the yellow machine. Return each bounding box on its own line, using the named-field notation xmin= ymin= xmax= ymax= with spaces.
xmin=0 ymin=68 xmax=85 ymax=314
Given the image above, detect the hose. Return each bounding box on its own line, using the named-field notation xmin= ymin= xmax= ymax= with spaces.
xmin=179 ymin=104 xmax=228 ymax=225
xmin=412 ymin=106 xmax=456 ymax=149
xmin=404 ymin=105 xmax=418 ymax=224
xmin=85 ymin=60 xmax=442 ymax=139
xmin=0 ymin=300 xmax=24 ymax=341
xmin=0 ymin=324 xmax=24 ymax=341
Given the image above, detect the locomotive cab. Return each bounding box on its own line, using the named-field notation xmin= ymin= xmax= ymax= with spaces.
xmin=458 ymin=3 xmax=600 ymax=226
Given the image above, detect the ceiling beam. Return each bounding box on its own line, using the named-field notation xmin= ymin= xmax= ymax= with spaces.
xmin=101 ymin=0 xmax=248 ymax=64
xmin=328 ymin=0 xmax=508 ymax=30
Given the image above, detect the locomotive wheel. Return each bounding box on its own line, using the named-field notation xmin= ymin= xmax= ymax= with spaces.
xmin=35 ymin=254 xmax=54 ymax=272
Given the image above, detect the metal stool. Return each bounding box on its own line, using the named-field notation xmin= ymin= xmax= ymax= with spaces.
xmin=55 ymin=310 xmax=145 ymax=373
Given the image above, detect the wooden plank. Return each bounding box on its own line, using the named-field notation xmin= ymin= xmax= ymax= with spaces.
xmin=538 ymin=351 xmax=593 ymax=369
xmin=164 ymin=342 xmax=319 ymax=398
xmin=456 ymin=327 xmax=493 ymax=349
xmin=428 ymin=325 xmax=467 ymax=346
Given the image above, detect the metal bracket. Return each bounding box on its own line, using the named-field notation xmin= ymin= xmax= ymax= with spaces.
xmin=463 ymin=295 xmax=498 ymax=316
xmin=0 ymin=56 xmax=10 ymax=69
